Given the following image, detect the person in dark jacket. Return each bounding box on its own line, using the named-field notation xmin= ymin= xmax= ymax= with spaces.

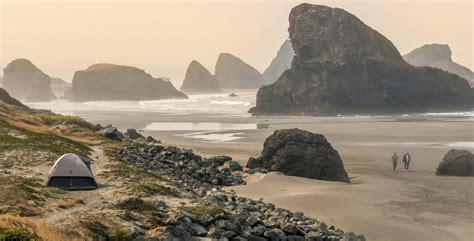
xmin=402 ymin=152 xmax=411 ymax=171
xmin=391 ymin=152 xmax=399 ymax=171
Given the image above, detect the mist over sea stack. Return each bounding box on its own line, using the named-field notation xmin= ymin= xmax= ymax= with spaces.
xmin=262 ymin=39 xmax=295 ymax=85
xmin=3 ymin=59 xmax=56 ymax=102
xmin=71 ymin=63 xmax=187 ymax=101
xmin=180 ymin=60 xmax=221 ymax=93
xmin=251 ymin=4 xmax=474 ymax=116
xmin=50 ymin=77 xmax=72 ymax=98
xmin=403 ymin=44 xmax=474 ymax=86
xmin=215 ymin=53 xmax=263 ymax=89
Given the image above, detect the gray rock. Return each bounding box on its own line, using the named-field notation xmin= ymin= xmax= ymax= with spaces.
xmin=247 ymin=129 xmax=350 ymax=183
xmin=125 ymin=128 xmax=145 ymax=140
xmin=436 ymin=149 xmax=474 ymax=176
xmin=263 ymin=229 xmax=287 ymax=241
xmin=181 ymin=60 xmax=221 ymax=93
xmin=3 ymin=59 xmax=55 ymax=102
xmin=403 ymin=44 xmax=474 ymax=85
xmin=96 ymin=127 xmax=124 ymax=141
xmin=251 ymin=4 xmax=474 ymax=116
xmin=71 ymin=63 xmax=187 ymax=101
xmin=224 ymin=161 xmax=243 ymax=172
xmin=160 ymin=226 xmax=193 ymax=241
xmin=262 ymin=40 xmax=294 ymax=85
xmin=215 ymin=53 xmax=262 ymax=89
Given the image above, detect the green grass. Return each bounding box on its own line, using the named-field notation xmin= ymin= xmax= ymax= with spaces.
xmin=0 ymin=120 xmax=91 ymax=157
xmin=37 ymin=114 xmax=98 ymax=131
xmin=180 ymin=205 xmax=226 ymax=217
xmin=115 ymin=198 xmax=159 ymax=212
xmin=135 ymin=183 xmax=180 ymax=197
xmin=0 ymin=175 xmax=64 ymax=216
xmin=0 ymin=227 xmax=37 ymax=241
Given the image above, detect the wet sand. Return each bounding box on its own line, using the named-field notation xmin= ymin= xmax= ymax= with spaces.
xmin=73 ymin=111 xmax=473 ymax=241
xmin=142 ymin=114 xmax=473 ymax=241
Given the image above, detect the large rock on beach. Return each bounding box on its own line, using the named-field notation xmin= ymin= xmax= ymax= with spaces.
xmin=436 ymin=149 xmax=474 ymax=176
xmin=71 ymin=63 xmax=187 ymax=101
xmin=247 ymin=128 xmax=350 ymax=183
xmin=215 ymin=53 xmax=263 ymax=89
xmin=181 ymin=60 xmax=221 ymax=93
xmin=3 ymin=59 xmax=56 ymax=102
xmin=251 ymin=4 xmax=474 ymax=116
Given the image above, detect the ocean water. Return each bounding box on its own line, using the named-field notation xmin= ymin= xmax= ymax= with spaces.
xmin=26 ymin=90 xmax=256 ymax=116
xmin=25 ymin=91 xmax=473 ymax=143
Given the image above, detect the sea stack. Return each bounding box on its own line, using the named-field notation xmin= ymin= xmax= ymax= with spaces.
xmin=262 ymin=40 xmax=295 ymax=85
xmin=251 ymin=4 xmax=474 ymax=116
xmin=215 ymin=53 xmax=263 ymax=89
xmin=403 ymin=44 xmax=474 ymax=86
xmin=180 ymin=60 xmax=220 ymax=93
xmin=3 ymin=59 xmax=56 ymax=102
xmin=71 ymin=63 xmax=187 ymax=101
xmin=50 ymin=77 xmax=72 ymax=98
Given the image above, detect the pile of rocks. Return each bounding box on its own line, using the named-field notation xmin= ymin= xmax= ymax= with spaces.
xmin=161 ymin=190 xmax=365 ymax=241
xmin=116 ymin=142 xmax=245 ymax=192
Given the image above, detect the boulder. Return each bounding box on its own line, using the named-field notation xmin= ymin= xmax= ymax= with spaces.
xmin=180 ymin=60 xmax=221 ymax=93
xmin=229 ymin=93 xmax=238 ymax=97
xmin=146 ymin=136 xmax=162 ymax=144
xmin=95 ymin=127 xmax=124 ymax=141
xmin=247 ymin=129 xmax=350 ymax=183
xmin=71 ymin=63 xmax=187 ymax=101
xmin=224 ymin=160 xmax=243 ymax=172
xmin=262 ymin=40 xmax=295 ymax=85
xmin=3 ymin=59 xmax=56 ymax=102
xmin=436 ymin=149 xmax=474 ymax=176
xmin=403 ymin=44 xmax=474 ymax=85
xmin=124 ymin=128 xmax=145 ymax=140
xmin=251 ymin=4 xmax=474 ymax=116
xmin=215 ymin=53 xmax=263 ymax=89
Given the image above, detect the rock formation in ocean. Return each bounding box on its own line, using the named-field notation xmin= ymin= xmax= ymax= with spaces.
xmin=436 ymin=149 xmax=474 ymax=176
xmin=403 ymin=44 xmax=474 ymax=86
xmin=250 ymin=4 xmax=474 ymax=116
xmin=0 ymin=76 xmax=3 ymax=87
xmin=71 ymin=63 xmax=187 ymax=101
xmin=180 ymin=60 xmax=220 ymax=93
xmin=50 ymin=77 xmax=72 ymax=98
xmin=247 ymin=128 xmax=350 ymax=183
xmin=262 ymin=40 xmax=295 ymax=85
xmin=215 ymin=53 xmax=263 ymax=89
xmin=3 ymin=59 xmax=56 ymax=102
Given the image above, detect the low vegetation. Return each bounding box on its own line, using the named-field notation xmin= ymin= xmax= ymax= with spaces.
xmin=0 ymin=175 xmax=64 ymax=216
xmin=37 ymin=114 xmax=98 ymax=131
xmin=0 ymin=215 xmax=75 ymax=241
xmin=180 ymin=205 xmax=227 ymax=217
xmin=0 ymin=120 xmax=90 ymax=155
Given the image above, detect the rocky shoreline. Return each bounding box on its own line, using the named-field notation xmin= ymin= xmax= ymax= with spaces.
xmin=115 ymin=137 xmax=365 ymax=241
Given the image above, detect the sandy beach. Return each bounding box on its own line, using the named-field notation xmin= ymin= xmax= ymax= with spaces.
xmin=139 ymin=114 xmax=473 ymax=241
xmin=27 ymin=99 xmax=474 ymax=241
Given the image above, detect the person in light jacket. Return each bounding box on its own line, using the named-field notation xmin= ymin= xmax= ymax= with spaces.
xmin=402 ymin=152 xmax=411 ymax=171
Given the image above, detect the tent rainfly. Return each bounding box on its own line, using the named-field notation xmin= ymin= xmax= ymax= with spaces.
xmin=46 ymin=153 xmax=98 ymax=190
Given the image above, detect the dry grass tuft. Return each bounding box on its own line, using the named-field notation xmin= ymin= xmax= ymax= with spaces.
xmin=0 ymin=215 xmax=82 ymax=241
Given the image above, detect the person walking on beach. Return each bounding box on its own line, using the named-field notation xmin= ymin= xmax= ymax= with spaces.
xmin=391 ymin=152 xmax=399 ymax=171
xmin=402 ymin=152 xmax=411 ymax=171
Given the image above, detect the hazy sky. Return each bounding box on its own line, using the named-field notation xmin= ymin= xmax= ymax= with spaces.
xmin=1 ymin=0 xmax=472 ymax=87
